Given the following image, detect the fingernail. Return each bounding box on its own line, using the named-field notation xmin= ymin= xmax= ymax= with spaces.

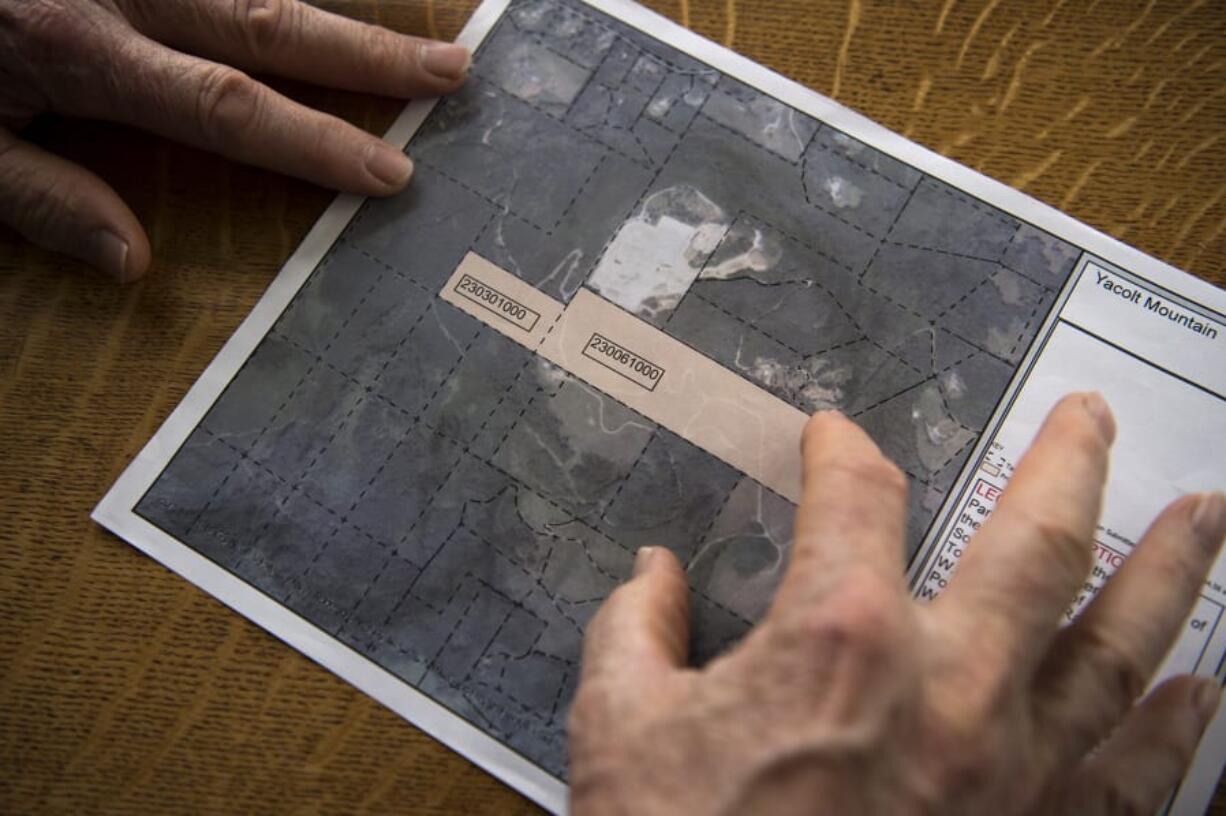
xmin=1081 ymin=392 xmax=1115 ymax=443
xmin=420 ymin=43 xmax=472 ymax=81
xmin=1194 ymin=678 xmax=1221 ymax=722
xmin=1191 ymin=492 xmax=1226 ymax=552
xmin=91 ymin=229 xmax=130 ymax=282
xmin=633 ymin=547 xmax=656 ymax=577
xmin=365 ymin=143 xmax=413 ymax=188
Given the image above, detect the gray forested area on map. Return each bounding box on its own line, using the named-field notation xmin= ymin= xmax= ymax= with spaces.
xmin=136 ymin=0 xmax=1079 ymax=777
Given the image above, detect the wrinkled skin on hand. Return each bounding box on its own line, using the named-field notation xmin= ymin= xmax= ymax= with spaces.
xmin=570 ymin=394 xmax=1226 ymax=816
xmin=0 ymin=0 xmax=470 ymax=280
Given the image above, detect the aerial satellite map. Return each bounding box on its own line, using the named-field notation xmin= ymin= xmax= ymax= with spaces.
xmin=132 ymin=0 xmax=1083 ymax=782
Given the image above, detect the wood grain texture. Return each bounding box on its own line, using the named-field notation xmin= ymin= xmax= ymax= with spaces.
xmin=1 ymin=0 xmax=1223 ymax=812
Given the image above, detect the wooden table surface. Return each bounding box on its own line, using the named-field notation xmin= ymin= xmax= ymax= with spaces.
xmin=2 ymin=0 xmax=1223 ymax=812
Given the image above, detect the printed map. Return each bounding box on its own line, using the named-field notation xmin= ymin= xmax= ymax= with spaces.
xmin=135 ymin=0 xmax=1081 ymax=778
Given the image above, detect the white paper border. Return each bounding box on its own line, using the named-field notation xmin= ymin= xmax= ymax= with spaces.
xmin=90 ymin=1 xmax=576 ymax=812
xmin=94 ymin=1 xmax=1226 ymax=813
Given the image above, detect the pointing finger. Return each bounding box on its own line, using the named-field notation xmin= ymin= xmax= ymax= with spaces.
xmin=772 ymin=411 xmax=909 ymax=613
xmin=932 ymin=393 xmax=1113 ymax=679
xmin=580 ymin=547 xmax=690 ymax=691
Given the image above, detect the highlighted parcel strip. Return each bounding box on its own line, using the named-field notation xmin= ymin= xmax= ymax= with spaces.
xmin=441 ymin=254 xmax=563 ymax=347
xmin=541 ymin=290 xmax=806 ymax=501
xmin=443 ymin=253 xmax=807 ymax=502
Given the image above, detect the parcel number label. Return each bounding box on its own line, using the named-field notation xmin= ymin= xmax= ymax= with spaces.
xmin=583 ymin=333 xmax=665 ymax=391
xmin=454 ymin=274 xmax=540 ymax=332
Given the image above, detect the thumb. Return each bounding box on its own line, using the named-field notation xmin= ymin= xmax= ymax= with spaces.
xmin=0 ymin=127 xmax=150 ymax=282
xmin=580 ymin=547 xmax=691 ymax=689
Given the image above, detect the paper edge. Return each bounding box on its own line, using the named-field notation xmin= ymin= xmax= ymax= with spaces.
xmin=90 ymin=1 xmax=573 ymax=813
xmin=92 ymin=0 xmax=1225 ymax=813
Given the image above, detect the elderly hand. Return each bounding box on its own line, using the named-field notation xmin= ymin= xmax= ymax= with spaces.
xmin=0 ymin=0 xmax=469 ymax=281
xmin=570 ymin=393 xmax=1226 ymax=815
